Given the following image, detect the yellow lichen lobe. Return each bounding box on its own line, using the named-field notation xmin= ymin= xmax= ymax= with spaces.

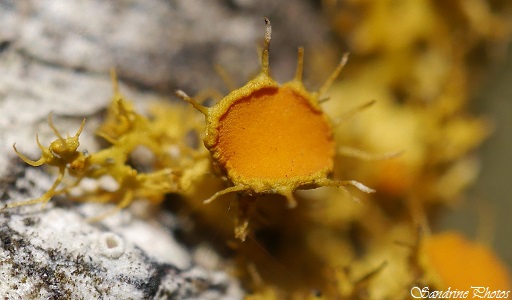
xmin=215 ymin=85 xmax=335 ymax=182
xmin=6 ymin=115 xmax=87 ymax=209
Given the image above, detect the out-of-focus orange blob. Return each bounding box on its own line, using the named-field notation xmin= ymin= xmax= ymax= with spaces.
xmin=422 ymin=232 xmax=511 ymax=295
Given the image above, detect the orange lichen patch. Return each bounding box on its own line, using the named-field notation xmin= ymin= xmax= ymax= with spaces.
xmin=215 ymin=86 xmax=335 ymax=181
xmin=421 ymin=232 xmax=511 ymax=292
xmin=177 ymin=18 xmax=374 ymax=208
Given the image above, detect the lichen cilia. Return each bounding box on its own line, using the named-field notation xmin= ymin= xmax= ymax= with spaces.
xmin=176 ymin=18 xmax=375 ymax=209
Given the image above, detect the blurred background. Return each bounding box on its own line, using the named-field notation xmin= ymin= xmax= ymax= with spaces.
xmin=439 ymin=44 xmax=512 ymax=269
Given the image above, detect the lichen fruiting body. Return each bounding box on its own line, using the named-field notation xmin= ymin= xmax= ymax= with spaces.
xmin=207 ymin=76 xmax=335 ymax=193
xmin=178 ymin=18 xmax=373 ymax=208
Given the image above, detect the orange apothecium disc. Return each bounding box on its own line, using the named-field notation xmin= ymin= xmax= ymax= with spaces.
xmin=177 ymin=18 xmax=374 ymax=207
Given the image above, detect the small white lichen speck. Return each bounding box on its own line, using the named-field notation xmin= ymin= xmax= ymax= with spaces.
xmin=96 ymin=232 xmax=125 ymax=259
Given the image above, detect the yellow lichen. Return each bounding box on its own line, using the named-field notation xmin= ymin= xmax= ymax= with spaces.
xmin=2 ymin=72 xmax=207 ymax=220
xmin=2 ymin=4 xmax=511 ymax=299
